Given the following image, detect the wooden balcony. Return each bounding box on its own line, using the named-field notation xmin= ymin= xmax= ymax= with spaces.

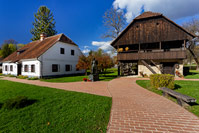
xmin=118 ymin=50 xmax=186 ymax=61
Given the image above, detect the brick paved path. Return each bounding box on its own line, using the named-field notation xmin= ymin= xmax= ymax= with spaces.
xmin=2 ymin=77 xmax=199 ymax=132
xmin=1 ymin=77 xmax=111 ymax=97
xmin=107 ymin=78 xmax=199 ymax=132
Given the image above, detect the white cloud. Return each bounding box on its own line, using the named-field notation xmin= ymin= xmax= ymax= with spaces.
xmin=84 ymin=46 xmax=89 ymax=49
xmin=81 ymin=45 xmax=91 ymax=54
xmin=92 ymin=41 xmax=113 ymax=51
xmin=82 ymin=49 xmax=90 ymax=54
xmin=113 ymin=0 xmax=199 ymax=23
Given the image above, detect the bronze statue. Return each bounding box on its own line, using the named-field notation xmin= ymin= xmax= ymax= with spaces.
xmin=89 ymin=58 xmax=99 ymax=81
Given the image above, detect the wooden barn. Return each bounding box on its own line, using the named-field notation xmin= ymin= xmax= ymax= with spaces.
xmin=111 ymin=11 xmax=196 ymax=77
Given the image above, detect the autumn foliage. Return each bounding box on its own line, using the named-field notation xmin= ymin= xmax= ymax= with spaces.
xmin=76 ymin=49 xmax=115 ymax=75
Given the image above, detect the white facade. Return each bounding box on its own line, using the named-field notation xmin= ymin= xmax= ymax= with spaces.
xmin=21 ymin=60 xmax=41 ymax=77
xmin=39 ymin=41 xmax=85 ymax=77
xmin=2 ymin=62 xmax=18 ymax=76
xmin=2 ymin=41 xmax=85 ymax=78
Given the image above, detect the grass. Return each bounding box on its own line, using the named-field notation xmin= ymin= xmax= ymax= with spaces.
xmin=0 ymin=80 xmax=112 ymax=132
xmin=40 ymin=75 xmax=87 ymax=83
xmin=41 ymin=68 xmax=118 ymax=83
xmin=184 ymin=70 xmax=199 ymax=79
xmin=136 ymin=80 xmax=199 ymax=117
xmin=99 ymin=68 xmax=118 ymax=81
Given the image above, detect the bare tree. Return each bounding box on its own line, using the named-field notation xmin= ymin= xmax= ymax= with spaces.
xmin=182 ymin=18 xmax=199 ymax=35
xmin=103 ymin=8 xmax=126 ymax=39
xmin=182 ymin=18 xmax=199 ymax=69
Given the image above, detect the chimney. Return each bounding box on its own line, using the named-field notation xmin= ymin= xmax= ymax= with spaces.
xmin=40 ymin=33 xmax=47 ymax=41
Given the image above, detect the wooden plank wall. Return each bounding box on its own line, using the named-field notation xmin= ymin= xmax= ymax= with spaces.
xmin=117 ymin=51 xmax=186 ymax=61
xmin=114 ymin=17 xmax=192 ymax=47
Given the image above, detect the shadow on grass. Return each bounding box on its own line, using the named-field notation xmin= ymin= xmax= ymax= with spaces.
xmin=3 ymin=99 xmax=37 ymax=110
xmin=189 ymin=102 xmax=199 ymax=106
xmin=100 ymin=71 xmax=115 ymax=74
xmin=0 ymin=103 xmax=3 ymax=109
xmin=22 ymin=99 xmax=37 ymax=108
xmin=187 ymin=72 xmax=198 ymax=75
xmin=174 ymin=84 xmax=182 ymax=90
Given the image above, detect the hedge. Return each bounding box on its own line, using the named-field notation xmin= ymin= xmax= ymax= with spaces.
xmin=150 ymin=74 xmax=175 ymax=89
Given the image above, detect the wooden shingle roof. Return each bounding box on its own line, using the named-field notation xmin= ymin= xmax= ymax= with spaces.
xmin=3 ymin=33 xmax=77 ymax=62
xmin=134 ymin=11 xmax=162 ymax=20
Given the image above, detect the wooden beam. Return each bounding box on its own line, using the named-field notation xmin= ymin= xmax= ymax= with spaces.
xmin=159 ymin=42 xmax=162 ymax=50
xmin=184 ymin=40 xmax=186 ymax=49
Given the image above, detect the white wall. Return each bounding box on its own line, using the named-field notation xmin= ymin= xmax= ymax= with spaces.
xmin=2 ymin=62 xmax=18 ymax=76
xmin=39 ymin=41 xmax=85 ymax=77
xmin=21 ymin=60 xmax=41 ymax=77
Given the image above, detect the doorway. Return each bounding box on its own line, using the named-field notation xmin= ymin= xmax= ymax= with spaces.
xmin=162 ymin=62 xmax=176 ymax=75
xmin=17 ymin=64 xmax=22 ymax=76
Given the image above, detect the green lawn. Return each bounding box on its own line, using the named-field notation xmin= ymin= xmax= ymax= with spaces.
xmin=0 ymin=80 xmax=112 ymax=132
xmin=136 ymin=80 xmax=199 ymax=117
xmin=41 ymin=68 xmax=118 ymax=83
xmin=184 ymin=70 xmax=199 ymax=79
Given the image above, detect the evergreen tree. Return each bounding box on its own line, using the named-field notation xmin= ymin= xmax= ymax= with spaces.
xmin=30 ymin=6 xmax=57 ymax=41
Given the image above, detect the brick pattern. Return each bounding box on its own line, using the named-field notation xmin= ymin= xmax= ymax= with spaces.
xmin=107 ymin=78 xmax=199 ymax=132
xmin=2 ymin=77 xmax=111 ymax=97
xmin=2 ymin=77 xmax=199 ymax=132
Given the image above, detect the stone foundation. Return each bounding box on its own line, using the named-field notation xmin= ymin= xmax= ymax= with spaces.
xmin=119 ymin=60 xmax=184 ymax=77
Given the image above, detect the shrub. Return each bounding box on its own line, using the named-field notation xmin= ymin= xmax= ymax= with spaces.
xmin=3 ymin=96 xmax=29 ymax=109
xmin=7 ymin=74 xmax=16 ymax=77
xmin=17 ymin=75 xmax=28 ymax=79
xmin=150 ymin=74 xmax=175 ymax=89
xmin=28 ymin=77 xmax=39 ymax=80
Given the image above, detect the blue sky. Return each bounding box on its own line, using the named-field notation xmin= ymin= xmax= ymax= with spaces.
xmin=0 ymin=0 xmax=199 ymax=54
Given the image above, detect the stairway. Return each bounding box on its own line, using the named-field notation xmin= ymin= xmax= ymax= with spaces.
xmin=141 ymin=60 xmax=157 ymax=74
xmin=150 ymin=60 xmax=163 ymax=74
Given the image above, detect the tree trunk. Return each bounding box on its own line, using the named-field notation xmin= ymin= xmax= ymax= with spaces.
xmin=188 ymin=48 xmax=199 ymax=70
xmin=85 ymin=69 xmax=87 ymax=76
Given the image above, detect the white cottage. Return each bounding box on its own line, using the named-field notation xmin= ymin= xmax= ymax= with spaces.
xmin=2 ymin=33 xmax=85 ymax=78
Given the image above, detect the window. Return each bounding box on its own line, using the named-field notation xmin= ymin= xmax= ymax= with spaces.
xmin=10 ymin=65 xmax=13 ymax=71
xmin=52 ymin=64 xmax=59 ymax=72
xmin=24 ymin=65 xmax=29 ymax=72
xmin=71 ymin=50 xmax=75 ymax=56
xmin=31 ymin=65 xmax=35 ymax=73
xmin=65 ymin=65 xmax=71 ymax=71
xmin=5 ymin=65 xmax=8 ymax=71
xmin=60 ymin=48 xmax=65 ymax=54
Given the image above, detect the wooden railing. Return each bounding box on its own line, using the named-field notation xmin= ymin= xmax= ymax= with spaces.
xmin=118 ymin=50 xmax=186 ymax=60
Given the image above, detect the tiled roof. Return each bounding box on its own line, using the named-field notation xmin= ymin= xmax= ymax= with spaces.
xmin=3 ymin=33 xmax=77 ymax=62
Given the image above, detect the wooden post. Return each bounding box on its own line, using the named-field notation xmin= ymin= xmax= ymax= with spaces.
xmin=118 ymin=62 xmax=120 ymax=76
xmin=139 ymin=43 xmax=140 ymax=52
xmin=159 ymin=42 xmax=162 ymax=50
xmin=184 ymin=40 xmax=186 ymax=50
